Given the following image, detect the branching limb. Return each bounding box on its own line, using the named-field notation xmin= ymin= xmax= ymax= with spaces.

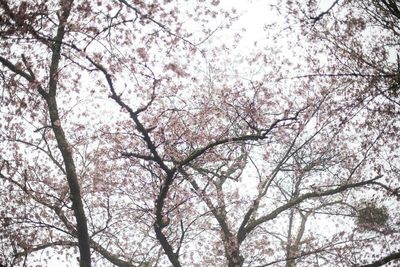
xmin=310 ymin=0 xmax=340 ymax=23
xmin=243 ymin=175 xmax=383 ymax=238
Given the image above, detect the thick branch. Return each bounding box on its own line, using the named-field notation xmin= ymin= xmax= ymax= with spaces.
xmin=356 ymin=250 xmax=400 ymax=267
xmin=43 ymin=1 xmax=92 ymax=266
xmin=381 ymin=0 xmax=400 ymax=20
xmin=0 ymin=56 xmax=33 ymax=82
xmin=153 ymin=171 xmax=181 ymax=267
xmin=242 ymin=175 xmax=383 ymax=237
xmin=310 ymin=0 xmax=340 ymax=23
xmin=121 ymin=152 xmax=156 ymax=162
xmin=178 ymin=115 xmax=300 ymax=167
xmin=80 ymin=48 xmax=180 ymax=267
xmin=81 ymin=54 xmax=171 ymax=175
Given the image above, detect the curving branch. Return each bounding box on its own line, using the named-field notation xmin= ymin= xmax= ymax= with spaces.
xmin=310 ymin=0 xmax=340 ymax=23
xmin=177 ymin=111 xmax=304 ymax=168
xmin=78 ymin=48 xmax=182 ymax=267
xmin=242 ymin=175 xmax=383 ymax=240
xmin=356 ymin=250 xmax=400 ymax=267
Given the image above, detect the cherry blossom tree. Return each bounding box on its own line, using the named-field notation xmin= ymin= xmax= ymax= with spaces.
xmin=0 ymin=0 xmax=399 ymax=267
xmin=279 ymin=0 xmax=400 ymax=266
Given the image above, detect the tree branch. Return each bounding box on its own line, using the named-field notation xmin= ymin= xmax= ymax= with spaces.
xmin=355 ymin=250 xmax=400 ymax=267
xmin=243 ymin=175 xmax=383 ymax=236
xmin=310 ymin=0 xmax=340 ymax=23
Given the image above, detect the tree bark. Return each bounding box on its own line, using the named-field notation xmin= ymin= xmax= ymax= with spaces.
xmin=45 ymin=0 xmax=91 ymax=266
xmin=45 ymin=97 xmax=91 ymax=267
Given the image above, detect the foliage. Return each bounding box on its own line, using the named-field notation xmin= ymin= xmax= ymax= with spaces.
xmin=0 ymin=0 xmax=399 ymax=267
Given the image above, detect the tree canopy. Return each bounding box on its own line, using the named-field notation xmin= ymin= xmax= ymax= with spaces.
xmin=0 ymin=0 xmax=399 ymax=266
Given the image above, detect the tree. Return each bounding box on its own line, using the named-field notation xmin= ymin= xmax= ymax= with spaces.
xmin=280 ymin=0 xmax=400 ymax=265
xmin=0 ymin=0 xmax=399 ymax=267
